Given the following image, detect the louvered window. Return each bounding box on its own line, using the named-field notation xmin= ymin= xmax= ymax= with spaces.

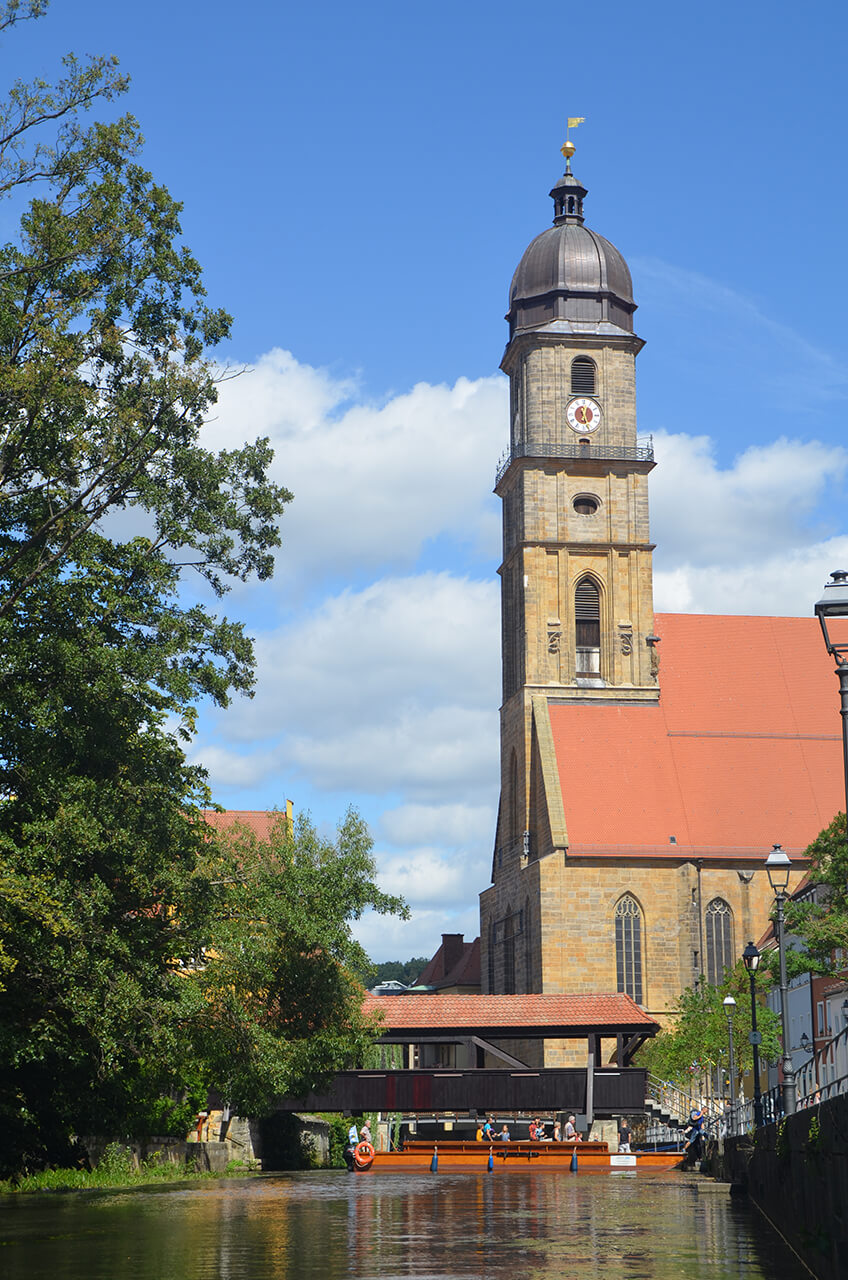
xmin=571 ymin=356 xmax=596 ymax=394
xmin=575 ymin=578 xmax=600 ymax=673
xmin=705 ymin=898 xmax=734 ymax=986
xmin=615 ymin=895 xmax=644 ymax=1005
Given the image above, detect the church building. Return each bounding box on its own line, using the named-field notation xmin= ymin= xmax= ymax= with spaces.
xmin=479 ymin=142 xmax=845 ymax=1048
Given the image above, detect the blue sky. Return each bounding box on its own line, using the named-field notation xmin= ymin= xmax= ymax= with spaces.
xmin=9 ymin=1 xmax=848 ymax=960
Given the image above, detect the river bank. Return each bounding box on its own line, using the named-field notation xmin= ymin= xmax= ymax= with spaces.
xmin=0 ymin=1143 xmax=257 ymax=1196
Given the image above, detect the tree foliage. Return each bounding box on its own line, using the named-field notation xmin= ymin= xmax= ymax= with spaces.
xmin=779 ymin=811 xmax=848 ymax=980
xmin=190 ymin=811 xmax=408 ymax=1116
xmin=0 ymin=6 xmax=361 ymax=1176
xmin=638 ymin=964 xmax=781 ymax=1095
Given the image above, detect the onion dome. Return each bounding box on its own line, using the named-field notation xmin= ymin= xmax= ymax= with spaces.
xmin=507 ymin=159 xmax=636 ymax=339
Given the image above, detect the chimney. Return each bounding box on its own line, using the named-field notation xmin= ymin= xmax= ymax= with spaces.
xmin=441 ymin=933 xmax=465 ymax=977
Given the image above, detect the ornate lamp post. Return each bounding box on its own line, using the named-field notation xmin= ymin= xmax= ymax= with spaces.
xmin=814 ymin=570 xmax=848 ymax=848
xmin=742 ymin=941 xmax=764 ymax=1128
xmin=723 ymin=995 xmax=737 ymax=1135
xmin=766 ymin=843 xmax=796 ymax=1116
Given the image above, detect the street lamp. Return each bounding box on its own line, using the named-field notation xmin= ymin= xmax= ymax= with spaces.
xmin=742 ymin=941 xmax=764 ymax=1128
xmin=723 ymin=995 xmax=737 ymax=1136
xmin=814 ymin=570 xmax=848 ymax=849
xmin=766 ymin=843 xmax=796 ymax=1116
xmin=842 ymin=997 xmax=848 ymax=1028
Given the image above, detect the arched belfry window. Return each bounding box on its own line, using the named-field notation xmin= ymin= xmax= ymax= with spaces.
xmin=705 ymin=898 xmax=734 ymax=986
xmin=575 ymin=578 xmax=601 ymax=676
xmin=571 ymin=356 xmax=596 ymax=394
xmin=615 ymin=895 xmax=644 ymax=1005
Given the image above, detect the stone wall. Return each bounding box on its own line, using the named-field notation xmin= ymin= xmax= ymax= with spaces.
xmin=720 ymin=1098 xmax=848 ymax=1280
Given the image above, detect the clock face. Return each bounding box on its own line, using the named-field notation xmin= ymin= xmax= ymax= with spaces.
xmin=566 ymin=396 xmax=602 ymax=433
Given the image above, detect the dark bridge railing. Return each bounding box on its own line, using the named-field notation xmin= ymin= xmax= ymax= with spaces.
xmin=278 ymin=1067 xmax=647 ymax=1116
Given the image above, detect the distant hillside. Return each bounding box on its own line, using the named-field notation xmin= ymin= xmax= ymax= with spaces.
xmin=371 ymin=957 xmax=430 ymax=987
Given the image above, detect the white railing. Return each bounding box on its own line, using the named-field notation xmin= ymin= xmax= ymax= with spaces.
xmin=796 ymin=1024 xmax=848 ymax=1106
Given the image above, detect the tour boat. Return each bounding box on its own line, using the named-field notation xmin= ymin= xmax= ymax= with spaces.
xmin=357 ymin=1139 xmax=684 ymax=1173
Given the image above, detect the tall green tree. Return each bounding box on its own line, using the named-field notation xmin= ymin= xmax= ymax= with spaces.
xmin=191 ymin=811 xmax=408 ymax=1115
xmin=0 ymin=4 xmax=297 ymax=1173
xmin=639 ymin=966 xmax=781 ymax=1096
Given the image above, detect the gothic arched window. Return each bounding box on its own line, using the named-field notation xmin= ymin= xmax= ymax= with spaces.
xmin=615 ymin=895 xmax=644 ymax=1005
xmin=575 ymin=577 xmax=601 ymax=676
xmin=503 ymin=908 xmax=516 ymax=994
xmin=571 ymin=356 xmax=596 ymax=394
xmin=705 ymin=898 xmax=734 ymax=986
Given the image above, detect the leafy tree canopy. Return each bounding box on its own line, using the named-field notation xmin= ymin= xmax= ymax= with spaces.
xmin=368 ymin=957 xmax=431 ymax=987
xmin=0 ymin=5 xmax=368 ymax=1176
xmin=190 ymin=810 xmax=408 ymax=1116
xmin=638 ymin=963 xmax=781 ymax=1096
xmin=778 ymin=811 xmax=848 ymax=981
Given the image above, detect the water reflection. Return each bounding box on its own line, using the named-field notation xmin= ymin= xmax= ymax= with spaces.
xmin=0 ymin=1172 xmax=807 ymax=1280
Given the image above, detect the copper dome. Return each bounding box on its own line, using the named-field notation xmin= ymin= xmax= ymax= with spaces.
xmin=507 ymin=168 xmax=636 ymax=338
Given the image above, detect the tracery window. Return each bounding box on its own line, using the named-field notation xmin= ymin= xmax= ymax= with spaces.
xmin=705 ymin=898 xmax=734 ymax=986
xmin=571 ymin=356 xmax=596 ymax=394
xmin=615 ymin=895 xmax=644 ymax=1005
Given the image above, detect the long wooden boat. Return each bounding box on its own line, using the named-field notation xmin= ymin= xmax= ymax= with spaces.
xmin=365 ymin=1139 xmax=683 ymax=1173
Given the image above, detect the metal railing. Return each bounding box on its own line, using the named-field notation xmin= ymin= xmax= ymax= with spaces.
xmin=701 ymin=1026 xmax=848 ymax=1139
xmin=495 ymin=437 xmax=654 ymax=486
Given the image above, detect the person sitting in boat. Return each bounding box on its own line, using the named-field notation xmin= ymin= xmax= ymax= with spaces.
xmin=482 ymin=1117 xmax=496 ymax=1142
xmin=528 ymin=1118 xmax=540 ymax=1140
xmin=498 ymin=1124 xmax=511 ymax=1141
xmin=564 ymin=1115 xmax=581 ymax=1142
xmin=359 ymin=1120 xmax=372 ymax=1145
xmin=536 ymin=1121 xmax=551 ymax=1141
xmin=553 ymin=1120 xmax=562 ymax=1142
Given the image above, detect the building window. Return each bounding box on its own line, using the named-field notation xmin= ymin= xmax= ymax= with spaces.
xmin=615 ymin=895 xmax=643 ymax=1005
xmin=575 ymin=577 xmax=601 ymax=675
xmin=571 ymin=356 xmax=596 ymax=394
xmin=705 ymin=898 xmax=734 ymax=986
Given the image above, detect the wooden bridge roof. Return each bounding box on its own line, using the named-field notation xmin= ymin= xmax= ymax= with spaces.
xmin=363 ymin=992 xmax=658 ymax=1039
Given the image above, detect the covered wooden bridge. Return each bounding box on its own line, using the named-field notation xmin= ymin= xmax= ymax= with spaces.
xmin=280 ymin=993 xmax=659 ymax=1123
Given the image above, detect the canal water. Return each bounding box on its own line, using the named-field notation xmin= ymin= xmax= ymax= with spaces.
xmin=0 ymin=1171 xmax=808 ymax=1279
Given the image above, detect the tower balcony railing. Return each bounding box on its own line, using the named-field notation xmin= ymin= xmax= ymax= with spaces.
xmin=495 ymin=436 xmax=654 ymax=487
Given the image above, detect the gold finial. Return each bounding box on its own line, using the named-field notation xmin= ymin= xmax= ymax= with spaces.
xmin=561 ymin=117 xmax=585 ymax=168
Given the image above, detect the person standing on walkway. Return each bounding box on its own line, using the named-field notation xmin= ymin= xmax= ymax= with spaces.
xmin=618 ymin=1120 xmax=631 ymax=1152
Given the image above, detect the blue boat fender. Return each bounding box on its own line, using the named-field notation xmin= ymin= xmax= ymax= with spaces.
xmin=570 ymin=1147 xmax=578 ymax=1172
xmin=430 ymin=1145 xmax=438 ymax=1173
xmin=487 ymin=1146 xmax=493 ymax=1172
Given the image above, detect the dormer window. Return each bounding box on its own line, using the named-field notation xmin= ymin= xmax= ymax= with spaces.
xmin=571 ymin=356 xmax=596 ymax=394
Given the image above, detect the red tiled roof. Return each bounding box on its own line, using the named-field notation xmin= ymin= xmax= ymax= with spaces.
xmin=362 ymin=992 xmax=656 ymax=1032
xmin=418 ymin=936 xmax=481 ymax=990
xmin=201 ymin=809 xmax=286 ymax=841
xmin=550 ymin=615 xmax=844 ymax=860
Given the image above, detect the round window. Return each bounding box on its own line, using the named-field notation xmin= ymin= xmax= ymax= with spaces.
xmin=573 ymin=494 xmax=600 ymax=516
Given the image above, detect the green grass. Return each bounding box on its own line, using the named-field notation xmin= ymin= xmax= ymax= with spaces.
xmin=0 ymin=1145 xmax=257 ymax=1195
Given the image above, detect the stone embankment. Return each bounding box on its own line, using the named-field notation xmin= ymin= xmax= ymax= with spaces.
xmin=708 ymin=1095 xmax=848 ymax=1280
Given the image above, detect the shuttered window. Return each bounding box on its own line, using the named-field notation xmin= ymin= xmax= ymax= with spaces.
xmin=571 ymin=356 xmax=596 ymax=394
xmin=575 ymin=578 xmax=601 ymax=666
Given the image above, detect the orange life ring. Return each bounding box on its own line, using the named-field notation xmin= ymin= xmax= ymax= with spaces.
xmin=353 ymin=1140 xmax=375 ymax=1170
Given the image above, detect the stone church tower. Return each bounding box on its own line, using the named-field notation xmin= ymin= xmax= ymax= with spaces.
xmin=479 ymin=145 xmax=842 ymax=1044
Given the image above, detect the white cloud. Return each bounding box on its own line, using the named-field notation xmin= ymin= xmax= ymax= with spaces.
xmin=207 ymin=349 xmax=505 ymax=592
xmin=651 ymin=430 xmax=848 ymax=614
xmin=200 ymin=571 xmax=500 ymax=802
xmin=652 ymin=432 xmax=847 ymax=568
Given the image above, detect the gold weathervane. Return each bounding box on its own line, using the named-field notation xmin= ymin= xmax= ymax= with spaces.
xmin=561 ymin=116 xmax=585 ymax=164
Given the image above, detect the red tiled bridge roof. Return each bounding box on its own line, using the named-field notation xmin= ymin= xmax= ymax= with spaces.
xmin=363 ymin=992 xmax=657 ymax=1038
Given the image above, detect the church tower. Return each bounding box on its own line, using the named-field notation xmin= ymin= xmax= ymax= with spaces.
xmin=492 ymin=145 xmax=657 ymax=901
xmin=481 ymin=142 xmax=828 ymax=1028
